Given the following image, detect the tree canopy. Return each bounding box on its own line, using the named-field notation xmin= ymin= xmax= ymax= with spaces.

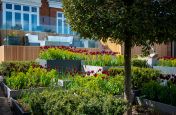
xmin=62 ymin=0 xmax=176 ymax=110
xmin=62 ymin=0 xmax=176 ymax=46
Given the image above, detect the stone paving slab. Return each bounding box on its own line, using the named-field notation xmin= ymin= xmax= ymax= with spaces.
xmin=0 ymin=86 xmax=12 ymax=115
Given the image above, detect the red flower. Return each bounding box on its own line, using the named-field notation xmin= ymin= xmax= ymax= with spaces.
xmin=94 ymin=73 xmax=98 ymax=77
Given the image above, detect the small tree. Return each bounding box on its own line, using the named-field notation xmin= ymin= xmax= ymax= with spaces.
xmin=62 ymin=0 xmax=176 ymax=112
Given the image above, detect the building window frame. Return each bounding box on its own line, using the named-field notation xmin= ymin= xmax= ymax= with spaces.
xmin=2 ymin=2 xmax=39 ymax=31
xmin=56 ymin=11 xmax=75 ymax=35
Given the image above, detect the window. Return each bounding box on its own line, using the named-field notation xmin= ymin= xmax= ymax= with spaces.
xmin=6 ymin=11 xmax=12 ymax=29
xmin=58 ymin=13 xmax=62 ymax=18
xmin=23 ymin=6 xmax=30 ymax=11
xmin=64 ymin=20 xmax=69 ymax=34
xmin=6 ymin=4 xmax=12 ymax=9
xmin=32 ymin=7 xmax=37 ymax=12
xmin=15 ymin=13 xmax=21 ymax=25
xmin=57 ymin=12 xmax=74 ymax=35
xmin=4 ymin=3 xmax=39 ymax=31
xmin=32 ymin=14 xmax=37 ymax=31
xmin=14 ymin=5 xmax=21 ymax=10
xmin=58 ymin=19 xmax=62 ymax=33
xmin=23 ymin=14 xmax=29 ymax=31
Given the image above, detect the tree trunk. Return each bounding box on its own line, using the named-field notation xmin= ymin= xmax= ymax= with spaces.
xmin=124 ymin=38 xmax=132 ymax=115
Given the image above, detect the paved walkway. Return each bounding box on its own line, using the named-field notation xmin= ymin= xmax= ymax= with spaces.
xmin=0 ymin=85 xmax=12 ymax=115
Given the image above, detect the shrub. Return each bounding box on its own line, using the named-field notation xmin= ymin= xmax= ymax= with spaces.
xmin=84 ymin=54 xmax=124 ymax=66
xmin=19 ymin=89 xmax=128 ymax=114
xmin=108 ymin=67 xmax=161 ymax=89
xmin=5 ymin=67 xmax=58 ymax=89
xmin=0 ymin=61 xmax=39 ymax=77
xmin=132 ymin=59 xmax=149 ymax=68
xmin=142 ymin=81 xmax=176 ymax=106
xmin=39 ymin=48 xmax=84 ymax=60
xmin=157 ymin=59 xmax=176 ymax=67
xmin=68 ymin=74 xmax=124 ymax=95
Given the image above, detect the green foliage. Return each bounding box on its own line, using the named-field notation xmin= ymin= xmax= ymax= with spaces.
xmin=108 ymin=67 xmax=160 ymax=89
xmin=142 ymin=81 xmax=176 ymax=106
xmin=5 ymin=67 xmax=58 ymax=90
xmin=0 ymin=61 xmax=38 ymax=77
xmin=157 ymin=59 xmax=176 ymax=67
xmin=19 ymin=89 xmax=128 ymax=114
xmin=132 ymin=59 xmax=149 ymax=68
xmin=84 ymin=55 xmax=124 ymax=66
xmin=62 ymin=0 xmax=176 ymax=45
xmin=69 ymin=74 xmax=124 ymax=95
xmin=39 ymin=48 xmax=84 ymax=60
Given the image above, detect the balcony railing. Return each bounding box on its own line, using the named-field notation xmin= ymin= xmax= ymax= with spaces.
xmin=1 ymin=0 xmax=42 ymax=6
xmin=48 ymin=0 xmax=62 ymax=8
xmin=0 ymin=12 xmax=100 ymax=48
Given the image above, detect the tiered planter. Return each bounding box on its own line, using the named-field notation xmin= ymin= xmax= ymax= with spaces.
xmin=11 ymin=98 xmax=31 ymax=115
xmin=137 ymin=97 xmax=176 ymax=114
xmin=37 ymin=59 xmax=82 ymax=73
xmin=153 ymin=66 xmax=176 ymax=74
xmin=83 ymin=65 xmax=123 ymax=73
xmin=1 ymin=82 xmax=47 ymax=98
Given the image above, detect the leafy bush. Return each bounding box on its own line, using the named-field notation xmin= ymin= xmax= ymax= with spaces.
xmin=108 ymin=67 xmax=161 ymax=89
xmin=5 ymin=67 xmax=58 ymax=89
xmin=84 ymin=55 xmax=124 ymax=66
xmin=157 ymin=59 xmax=176 ymax=67
xmin=0 ymin=61 xmax=39 ymax=77
xmin=132 ymin=59 xmax=149 ymax=68
xmin=39 ymin=48 xmax=84 ymax=60
xmin=69 ymin=74 xmax=124 ymax=95
xmin=19 ymin=89 xmax=128 ymax=114
xmin=142 ymin=81 xmax=176 ymax=106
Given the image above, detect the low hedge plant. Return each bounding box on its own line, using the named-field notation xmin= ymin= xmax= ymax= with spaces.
xmin=39 ymin=48 xmax=84 ymax=60
xmin=5 ymin=66 xmax=58 ymax=90
xmin=0 ymin=61 xmax=39 ymax=77
xmin=84 ymin=55 xmax=124 ymax=66
xmin=157 ymin=59 xmax=176 ymax=67
xmin=68 ymin=74 xmax=124 ymax=95
xmin=108 ymin=67 xmax=161 ymax=89
xmin=132 ymin=59 xmax=149 ymax=68
xmin=18 ymin=88 xmax=128 ymax=115
xmin=141 ymin=81 xmax=176 ymax=106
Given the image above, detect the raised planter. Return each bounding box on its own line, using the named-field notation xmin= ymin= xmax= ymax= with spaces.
xmin=37 ymin=59 xmax=82 ymax=73
xmin=1 ymin=82 xmax=48 ymax=99
xmin=137 ymin=97 xmax=176 ymax=114
xmin=11 ymin=98 xmax=31 ymax=115
xmin=153 ymin=66 xmax=176 ymax=74
xmin=83 ymin=65 xmax=124 ymax=73
xmin=132 ymin=90 xmax=141 ymax=104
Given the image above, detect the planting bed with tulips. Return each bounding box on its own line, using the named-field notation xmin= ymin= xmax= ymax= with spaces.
xmin=1 ymin=47 xmax=176 ymax=114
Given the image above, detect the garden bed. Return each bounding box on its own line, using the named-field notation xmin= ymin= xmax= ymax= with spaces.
xmin=1 ymin=82 xmax=49 ymax=98
xmin=11 ymin=98 xmax=31 ymax=115
xmin=153 ymin=66 xmax=176 ymax=74
xmin=37 ymin=59 xmax=82 ymax=72
xmin=137 ymin=97 xmax=176 ymax=114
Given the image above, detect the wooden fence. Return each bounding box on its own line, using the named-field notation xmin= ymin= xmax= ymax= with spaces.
xmin=102 ymin=40 xmax=171 ymax=57
xmin=0 ymin=46 xmax=41 ymax=62
xmin=0 ymin=45 xmax=101 ymax=62
xmin=0 ymin=42 xmax=172 ymax=62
